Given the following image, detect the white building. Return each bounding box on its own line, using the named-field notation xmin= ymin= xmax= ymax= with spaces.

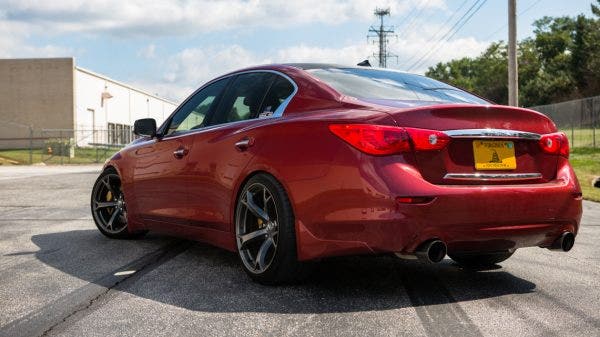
xmin=0 ymin=58 xmax=178 ymax=149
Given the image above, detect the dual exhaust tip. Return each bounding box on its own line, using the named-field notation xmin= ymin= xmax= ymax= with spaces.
xmin=397 ymin=232 xmax=575 ymax=264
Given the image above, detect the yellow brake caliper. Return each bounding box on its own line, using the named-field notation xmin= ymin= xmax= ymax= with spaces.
xmin=106 ymin=191 xmax=113 ymax=214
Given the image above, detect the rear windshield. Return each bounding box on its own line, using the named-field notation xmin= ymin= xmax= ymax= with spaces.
xmin=307 ymin=68 xmax=488 ymax=104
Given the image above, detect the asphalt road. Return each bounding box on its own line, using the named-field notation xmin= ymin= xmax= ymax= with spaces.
xmin=0 ymin=165 xmax=599 ymax=337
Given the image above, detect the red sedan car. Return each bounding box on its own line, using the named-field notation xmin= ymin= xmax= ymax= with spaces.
xmin=91 ymin=64 xmax=582 ymax=284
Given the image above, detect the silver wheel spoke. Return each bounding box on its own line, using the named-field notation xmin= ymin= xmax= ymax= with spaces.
xmin=94 ymin=201 xmax=118 ymax=210
xmin=238 ymin=228 xmax=269 ymax=249
xmin=243 ymin=191 xmax=270 ymax=222
xmin=101 ymin=176 xmax=116 ymax=196
xmin=255 ymin=237 xmax=274 ymax=271
xmin=106 ymin=208 xmax=120 ymax=230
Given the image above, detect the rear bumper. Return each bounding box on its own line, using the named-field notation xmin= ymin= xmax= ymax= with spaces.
xmin=295 ymin=157 xmax=582 ymax=261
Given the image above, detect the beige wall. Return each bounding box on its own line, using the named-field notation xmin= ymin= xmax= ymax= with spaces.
xmin=0 ymin=58 xmax=74 ymax=148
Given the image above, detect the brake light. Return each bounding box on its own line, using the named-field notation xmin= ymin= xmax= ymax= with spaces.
xmin=328 ymin=124 xmax=410 ymax=155
xmin=328 ymin=124 xmax=450 ymax=155
xmin=539 ymin=132 xmax=569 ymax=158
xmin=404 ymin=128 xmax=451 ymax=151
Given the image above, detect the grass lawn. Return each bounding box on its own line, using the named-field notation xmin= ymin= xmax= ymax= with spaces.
xmin=569 ymin=148 xmax=600 ymax=202
xmin=559 ymin=128 xmax=600 ymax=148
xmin=0 ymin=147 xmax=117 ymax=165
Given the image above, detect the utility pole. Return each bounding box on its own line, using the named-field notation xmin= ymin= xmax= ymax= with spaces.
xmin=508 ymin=0 xmax=518 ymax=106
xmin=368 ymin=8 xmax=397 ymax=68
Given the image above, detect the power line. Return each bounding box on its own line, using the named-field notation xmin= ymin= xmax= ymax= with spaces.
xmin=445 ymin=0 xmax=489 ymax=41
xmin=399 ymin=0 xmax=470 ymax=69
xmin=394 ymin=0 xmax=432 ymax=40
xmin=407 ymin=0 xmax=488 ymax=72
xmin=405 ymin=0 xmax=483 ymax=71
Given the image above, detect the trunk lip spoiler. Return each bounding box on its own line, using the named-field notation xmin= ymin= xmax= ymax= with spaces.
xmin=443 ymin=173 xmax=542 ymax=181
xmin=444 ymin=129 xmax=541 ymax=140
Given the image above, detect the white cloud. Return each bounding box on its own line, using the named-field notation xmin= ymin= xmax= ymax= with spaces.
xmin=0 ymin=0 xmax=489 ymax=102
xmin=139 ymin=33 xmax=488 ymax=102
xmin=0 ymin=21 xmax=72 ymax=58
xmin=1 ymin=0 xmax=446 ymax=37
xmin=137 ymin=44 xmax=156 ymax=59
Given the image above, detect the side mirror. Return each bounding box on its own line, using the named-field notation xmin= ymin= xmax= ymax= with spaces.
xmin=133 ymin=118 xmax=157 ymax=137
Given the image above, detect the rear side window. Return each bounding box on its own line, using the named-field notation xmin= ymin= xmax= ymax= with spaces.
xmin=307 ymin=68 xmax=487 ymax=104
xmin=208 ymin=72 xmax=275 ymax=126
xmin=259 ymin=75 xmax=295 ymax=117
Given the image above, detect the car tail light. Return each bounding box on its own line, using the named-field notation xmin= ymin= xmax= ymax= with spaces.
xmin=404 ymin=128 xmax=451 ymax=151
xmin=328 ymin=124 xmax=450 ymax=155
xmin=328 ymin=124 xmax=410 ymax=155
xmin=539 ymin=132 xmax=569 ymax=158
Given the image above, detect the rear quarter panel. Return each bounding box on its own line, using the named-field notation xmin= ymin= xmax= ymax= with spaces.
xmin=236 ymin=109 xmax=408 ymax=259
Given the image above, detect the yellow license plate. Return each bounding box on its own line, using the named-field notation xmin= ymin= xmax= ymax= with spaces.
xmin=472 ymin=140 xmax=516 ymax=170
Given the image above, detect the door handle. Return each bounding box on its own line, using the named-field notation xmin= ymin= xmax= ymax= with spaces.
xmin=173 ymin=147 xmax=188 ymax=159
xmin=235 ymin=137 xmax=255 ymax=151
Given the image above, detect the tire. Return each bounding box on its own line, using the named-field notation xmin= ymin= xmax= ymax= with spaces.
xmin=91 ymin=168 xmax=146 ymax=239
xmin=449 ymin=250 xmax=514 ymax=268
xmin=234 ymin=173 xmax=309 ymax=285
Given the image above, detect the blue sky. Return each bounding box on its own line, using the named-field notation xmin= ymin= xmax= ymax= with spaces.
xmin=0 ymin=0 xmax=593 ymax=102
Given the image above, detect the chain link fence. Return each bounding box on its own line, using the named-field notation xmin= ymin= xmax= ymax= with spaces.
xmin=529 ymin=95 xmax=600 ymax=148
xmin=2 ymin=96 xmax=598 ymax=165
xmin=0 ymin=128 xmax=134 ymax=165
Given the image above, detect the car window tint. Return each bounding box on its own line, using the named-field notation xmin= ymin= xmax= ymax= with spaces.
xmin=209 ymin=73 xmax=275 ymax=126
xmin=259 ymin=75 xmax=295 ymax=117
xmin=307 ymin=68 xmax=488 ymax=104
xmin=166 ymin=78 xmax=229 ymax=135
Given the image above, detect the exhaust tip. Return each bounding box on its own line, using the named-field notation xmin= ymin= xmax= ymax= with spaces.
xmin=549 ymin=232 xmax=575 ymax=252
xmin=416 ymin=240 xmax=447 ymax=263
xmin=560 ymin=232 xmax=575 ymax=252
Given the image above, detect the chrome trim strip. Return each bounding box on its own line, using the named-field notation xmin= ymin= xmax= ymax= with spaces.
xmin=205 ymin=69 xmax=298 ymax=118
xmin=159 ymin=69 xmax=298 ymax=135
xmin=443 ymin=173 xmax=543 ymax=181
xmin=444 ymin=129 xmax=541 ymax=140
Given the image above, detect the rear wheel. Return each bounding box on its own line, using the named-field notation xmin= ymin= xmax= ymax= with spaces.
xmin=235 ymin=174 xmax=308 ymax=285
xmin=449 ymin=251 xmax=514 ymax=268
xmin=91 ymin=168 xmax=145 ymax=239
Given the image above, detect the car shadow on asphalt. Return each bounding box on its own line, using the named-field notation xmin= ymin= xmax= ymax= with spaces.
xmin=30 ymin=229 xmax=536 ymax=313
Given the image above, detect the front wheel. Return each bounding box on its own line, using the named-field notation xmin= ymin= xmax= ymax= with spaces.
xmin=91 ymin=168 xmax=145 ymax=239
xmin=449 ymin=251 xmax=514 ymax=268
xmin=235 ymin=174 xmax=308 ymax=285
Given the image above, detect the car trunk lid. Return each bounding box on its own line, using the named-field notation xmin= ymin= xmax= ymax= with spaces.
xmin=374 ymin=103 xmax=559 ymax=185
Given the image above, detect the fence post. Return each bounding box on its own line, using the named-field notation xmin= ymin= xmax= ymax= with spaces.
xmin=59 ymin=130 xmax=63 ymax=165
xmin=29 ymin=126 xmax=33 ymax=165
xmin=593 ymin=98 xmax=596 ymax=148
xmin=571 ymin=114 xmax=575 ymax=149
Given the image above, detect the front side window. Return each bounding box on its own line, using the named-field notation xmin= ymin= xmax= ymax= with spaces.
xmin=208 ymin=72 xmax=275 ymax=126
xmin=166 ymin=78 xmax=229 ymax=135
xmin=307 ymin=68 xmax=488 ymax=104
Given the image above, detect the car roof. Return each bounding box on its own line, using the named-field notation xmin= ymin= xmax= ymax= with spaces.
xmin=282 ymin=63 xmax=349 ymax=70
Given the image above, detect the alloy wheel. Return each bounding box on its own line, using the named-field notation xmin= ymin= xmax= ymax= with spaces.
xmin=236 ymin=182 xmax=279 ymax=274
xmin=92 ymin=173 xmax=128 ymax=234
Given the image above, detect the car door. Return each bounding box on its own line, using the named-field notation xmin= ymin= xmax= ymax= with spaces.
xmin=130 ymin=77 xmax=230 ymax=225
xmin=182 ymin=72 xmax=295 ymax=232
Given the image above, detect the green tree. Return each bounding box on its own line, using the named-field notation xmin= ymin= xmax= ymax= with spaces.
xmin=426 ymin=1 xmax=600 ymax=106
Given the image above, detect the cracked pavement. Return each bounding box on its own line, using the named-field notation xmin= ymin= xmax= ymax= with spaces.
xmin=0 ymin=165 xmax=599 ymax=337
